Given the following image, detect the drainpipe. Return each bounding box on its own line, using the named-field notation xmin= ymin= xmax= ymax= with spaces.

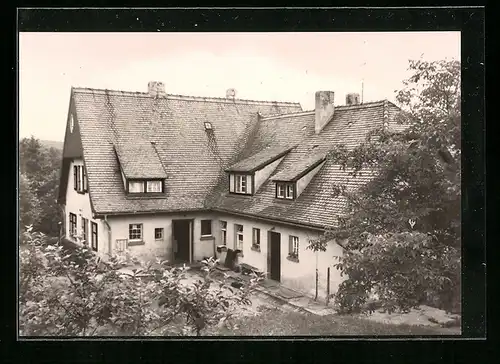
xmin=103 ymin=215 xmax=112 ymax=257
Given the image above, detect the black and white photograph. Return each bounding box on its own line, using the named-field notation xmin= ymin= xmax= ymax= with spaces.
xmin=18 ymin=23 xmax=466 ymax=338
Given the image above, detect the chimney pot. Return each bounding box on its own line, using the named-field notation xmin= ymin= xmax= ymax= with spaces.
xmin=315 ymin=91 xmax=335 ymax=134
xmin=148 ymin=81 xmax=165 ymax=97
xmin=346 ymin=93 xmax=361 ymax=106
xmin=226 ymin=88 xmax=237 ymax=99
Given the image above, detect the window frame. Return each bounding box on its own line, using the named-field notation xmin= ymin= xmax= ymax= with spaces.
xmin=235 ymin=224 xmax=244 ymax=251
xmin=200 ymin=219 xmax=213 ymax=237
xmin=276 ymin=182 xmax=295 ymax=200
xmin=81 ymin=217 xmax=88 ymax=244
xmin=91 ymin=222 xmax=98 ymax=252
xmin=252 ymin=228 xmax=261 ymax=251
xmin=220 ymin=221 xmax=227 ymax=245
xmin=69 ymin=213 xmax=77 ymax=237
xmin=128 ymin=223 xmax=143 ymax=241
xmin=289 ymin=235 xmax=299 ymax=260
xmin=127 ymin=179 xmax=164 ymax=195
xmin=73 ymin=165 xmax=88 ymax=194
xmin=235 ymin=174 xmax=247 ymax=194
xmin=154 ymin=227 xmax=164 ymax=240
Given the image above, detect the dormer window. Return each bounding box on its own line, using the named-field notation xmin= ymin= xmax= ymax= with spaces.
xmin=276 ymin=182 xmax=295 ymax=200
xmin=204 ymin=122 xmax=213 ymax=130
xmin=236 ymin=174 xmax=247 ymax=193
xmin=229 ymin=173 xmax=253 ymax=195
xmin=127 ymin=179 xmax=164 ymax=195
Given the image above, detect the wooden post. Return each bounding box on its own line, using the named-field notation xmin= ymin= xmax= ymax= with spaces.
xmin=326 ymin=267 xmax=331 ymax=306
xmin=315 ymin=268 xmax=318 ymax=301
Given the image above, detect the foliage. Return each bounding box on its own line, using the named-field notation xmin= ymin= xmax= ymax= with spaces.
xmin=325 ymin=59 xmax=461 ymax=314
xmin=19 ymin=136 xmax=63 ymax=237
xmin=19 ymin=228 xmax=259 ymax=336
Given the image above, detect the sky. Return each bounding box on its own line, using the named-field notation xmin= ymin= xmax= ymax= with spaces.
xmin=19 ymin=32 xmax=460 ymax=141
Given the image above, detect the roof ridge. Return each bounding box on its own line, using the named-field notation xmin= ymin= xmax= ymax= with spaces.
xmin=71 ymin=87 xmax=301 ymax=106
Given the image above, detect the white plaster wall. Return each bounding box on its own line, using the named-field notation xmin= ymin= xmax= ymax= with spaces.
xmin=215 ymin=213 xmax=345 ymax=301
xmin=296 ymin=161 xmax=325 ymax=197
xmin=107 ymin=212 xmax=217 ymax=263
xmin=254 ymin=156 xmax=285 ymax=192
xmin=64 ymin=158 xmax=107 ymax=256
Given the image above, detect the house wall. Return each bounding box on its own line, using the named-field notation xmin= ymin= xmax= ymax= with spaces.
xmin=64 ymin=158 xmax=108 ymax=256
xmin=215 ymin=213 xmax=345 ymax=301
xmin=106 ymin=211 xmax=218 ymax=263
xmin=296 ymin=161 xmax=326 ymax=197
xmin=254 ymin=156 xmax=285 ymax=192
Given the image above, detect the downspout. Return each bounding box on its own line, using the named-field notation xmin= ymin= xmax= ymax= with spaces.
xmin=103 ymin=215 xmax=112 ymax=257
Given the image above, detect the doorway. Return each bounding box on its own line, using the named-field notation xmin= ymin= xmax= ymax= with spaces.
xmin=268 ymin=231 xmax=281 ymax=282
xmin=172 ymin=219 xmax=192 ymax=263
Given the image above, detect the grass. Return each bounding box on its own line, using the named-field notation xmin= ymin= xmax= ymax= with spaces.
xmin=214 ymin=307 xmax=460 ymax=336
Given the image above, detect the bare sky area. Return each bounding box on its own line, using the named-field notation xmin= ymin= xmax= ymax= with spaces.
xmin=19 ymin=32 xmax=460 ymax=141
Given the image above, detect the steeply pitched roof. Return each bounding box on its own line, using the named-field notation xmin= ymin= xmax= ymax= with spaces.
xmin=69 ymin=87 xmax=302 ymax=214
xmin=272 ymin=152 xmax=327 ymax=182
xmin=114 ymin=142 xmax=167 ymax=179
xmin=225 ymin=145 xmax=295 ymax=173
xmin=210 ymin=100 xmax=399 ymax=228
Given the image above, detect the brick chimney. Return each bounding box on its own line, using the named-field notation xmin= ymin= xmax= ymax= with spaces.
xmin=148 ymin=81 xmax=166 ymax=97
xmin=346 ymin=93 xmax=361 ymax=106
xmin=315 ymin=91 xmax=335 ymax=134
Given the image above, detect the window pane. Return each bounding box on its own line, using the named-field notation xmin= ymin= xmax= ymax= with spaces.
xmin=147 ymin=180 xmax=162 ymax=192
xmin=286 ymin=184 xmax=294 ymax=198
xmin=129 ymin=223 xmax=143 ymax=240
xmin=201 ymin=220 xmax=212 ymax=236
xmin=129 ymin=181 xmax=145 ymax=193
xmin=155 ymin=228 xmax=163 ymax=239
xmin=220 ymin=221 xmax=227 ymax=230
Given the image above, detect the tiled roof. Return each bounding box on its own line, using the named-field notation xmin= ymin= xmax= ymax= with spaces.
xmin=272 ymin=151 xmax=327 ymax=182
xmin=72 ymin=87 xmax=302 ymax=214
xmin=210 ymin=100 xmax=399 ymax=228
xmin=114 ymin=142 xmax=167 ymax=179
xmin=225 ymin=145 xmax=295 ymax=173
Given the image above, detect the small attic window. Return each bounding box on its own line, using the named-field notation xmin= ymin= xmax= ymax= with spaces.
xmin=204 ymin=122 xmax=213 ymax=130
xmin=69 ymin=115 xmax=74 ymax=133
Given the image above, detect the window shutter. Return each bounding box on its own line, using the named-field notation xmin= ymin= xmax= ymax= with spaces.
xmin=73 ymin=165 xmax=77 ymax=190
xmin=83 ymin=166 xmax=87 ymax=191
xmin=289 ymin=236 xmax=293 ymax=254
xmin=246 ymin=175 xmax=252 ymax=194
xmin=229 ymin=174 xmax=235 ymax=192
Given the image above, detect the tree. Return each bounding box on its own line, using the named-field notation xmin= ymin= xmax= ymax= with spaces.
xmin=19 ymin=228 xmax=259 ymax=336
xmin=326 ymin=59 xmax=461 ymax=314
xmin=19 ymin=174 xmax=42 ymax=235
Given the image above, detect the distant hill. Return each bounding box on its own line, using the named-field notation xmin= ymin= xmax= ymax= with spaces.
xmin=40 ymin=140 xmax=64 ymax=150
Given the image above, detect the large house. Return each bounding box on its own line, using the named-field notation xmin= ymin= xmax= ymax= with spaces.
xmin=58 ymin=81 xmax=401 ymax=299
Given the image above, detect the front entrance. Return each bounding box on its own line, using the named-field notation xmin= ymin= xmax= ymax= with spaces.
xmin=268 ymin=231 xmax=281 ymax=282
xmin=172 ymin=219 xmax=192 ymax=263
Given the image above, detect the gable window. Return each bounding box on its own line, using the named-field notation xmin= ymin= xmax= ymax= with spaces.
xmin=155 ymin=228 xmax=164 ymax=240
xmin=201 ymin=220 xmax=212 ymax=237
xmin=91 ymin=222 xmax=98 ymax=252
xmin=69 ymin=213 xmax=77 ymax=237
xmin=81 ymin=217 xmax=89 ymax=244
xmin=235 ymin=224 xmax=244 ymax=251
xmin=129 ymin=224 xmax=143 ymax=241
xmin=252 ymin=228 xmax=260 ymax=252
xmin=220 ymin=221 xmax=227 ymax=245
xmin=288 ymin=235 xmax=299 ymax=262
xmin=127 ymin=180 xmax=164 ymax=194
xmin=276 ymin=183 xmax=295 ymax=200
xmin=73 ymin=165 xmax=88 ymax=193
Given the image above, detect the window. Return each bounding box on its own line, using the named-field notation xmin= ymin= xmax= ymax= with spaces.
xmin=91 ymin=222 xmax=98 ymax=252
xmin=204 ymin=122 xmax=212 ymax=130
xmin=252 ymin=228 xmax=260 ymax=251
xmin=201 ymin=220 xmax=212 ymax=236
xmin=277 ymin=184 xmax=285 ymax=198
xmin=69 ymin=213 xmax=77 ymax=237
xmin=220 ymin=221 xmax=227 ymax=245
xmin=235 ymin=175 xmax=247 ymax=193
xmin=277 ymin=183 xmax=295 ymax=200
xmin=73 ymin=165 xmax=88 ymax=193
xmin=155 ymin=228 xmax=164 ymax=240
xmin=289 ymin=235 xmax=299 ymax=260
xmin=129 ymin=224 xmax=143 ymax=241
xmin=128 ymin=180 xmax=164 ymax=194
xmin=81 ymin=217 xmax=88 ymax=244
xmin=129 ymin=181 xmax=145 ymax=193
xmin=147 ymin=181 xmax=162 ymax=193
xmin=235 ymin=224 xmax=244 ymax=250
xmin=69 ymin=114 xmax=74 ymax=133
